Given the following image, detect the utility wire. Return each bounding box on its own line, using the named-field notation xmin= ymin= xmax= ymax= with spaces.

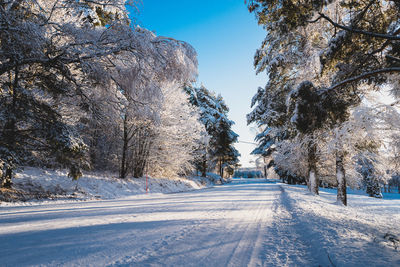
xmin=237 ymin=140 xmax=257 ymax=145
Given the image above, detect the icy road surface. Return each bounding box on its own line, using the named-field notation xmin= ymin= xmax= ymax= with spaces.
xmin=1 ymin=179 xmax=399 ymax=266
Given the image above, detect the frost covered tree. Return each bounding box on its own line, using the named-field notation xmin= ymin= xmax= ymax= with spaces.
xmin=149 ymin=86 xmax=204 ymax=178
xmin=0 ymin=0 xmax=203 ymax=186
xmin=247 ymin=0 xmax=400 ymax=87
xmin=287 ymin=81 xmax=328 ymax=194
xmin=86 ymin=27 xmax=199 ymax=179
xmin=356 ymin=151 xmax=383 ymax=198
xmin=0 ymin=0 xmax=136 ymax=186
xmin=388 ymin=134 xmax=400 ymax=193
xmin=247 ymin=0 xmax=400 ymax=204
xmin=250 ymin=126 xmax=276 ymax=179
xmin=246 ymin=0 xmax=330 ymax=195
xmin=185 ymin=85 xmax=240 ymax=178
xmin=212 ymin=113 xmax=240 ymax=178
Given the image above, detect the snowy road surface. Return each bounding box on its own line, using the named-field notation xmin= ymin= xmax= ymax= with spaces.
xmin=1 ymin=179 xmax=399 ymax=266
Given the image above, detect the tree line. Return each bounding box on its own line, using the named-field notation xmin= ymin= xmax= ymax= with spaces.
xmin=0 ymin=0 xmax=239 ymax=188
xmin=247 ymin=0 xmax=400 ymax=205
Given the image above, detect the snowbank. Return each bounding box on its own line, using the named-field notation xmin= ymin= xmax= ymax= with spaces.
xmin=0 ymin=167 xmax=217 ymax=205
xmin=277 ymin=183 xmax=400 ymax=265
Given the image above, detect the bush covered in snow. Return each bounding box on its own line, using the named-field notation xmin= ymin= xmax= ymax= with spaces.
xmin=0 ymin=168 xmax=221 ymax=203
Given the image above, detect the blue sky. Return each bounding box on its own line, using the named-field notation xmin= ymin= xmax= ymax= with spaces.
xmin=128 ymin=1 xmax=267 ymax=167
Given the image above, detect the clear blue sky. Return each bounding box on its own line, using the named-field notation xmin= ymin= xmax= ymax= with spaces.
xmin=128 ymin=1 xmax=267 ymax=167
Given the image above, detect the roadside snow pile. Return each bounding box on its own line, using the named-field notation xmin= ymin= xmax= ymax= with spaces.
xmin=0 ymin=167 xmax=216 ymax=204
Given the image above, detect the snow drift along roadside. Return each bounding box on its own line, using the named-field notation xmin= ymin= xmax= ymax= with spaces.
xmin=276 ymin=183 xmax=400 ymax=266
xmin=0 ymin=167 xmax=218 ymax=205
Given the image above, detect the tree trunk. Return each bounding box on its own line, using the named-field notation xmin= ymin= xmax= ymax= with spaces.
xmin=308 ymin=140 xmax=319 ymax=195
xmin=305 ymin=173 xmax=311 ymax=191
xmin=219 ymin=158 xmax=224 ymax=178
xmin=2 ymin=167 xmax=12 ymax=188
xmin=120 ymin=115 xmax=128 ymax=179
xmin=336 ymin=151 xmax=347 ymax=206
xmin=201 ymin=152 xmax=207 ymax=177
xmin=1 ymin=68 xmax=19 ymax=188
xmin=288 ymin=175 xmax=293 ymax=185
xmin=263 ymin=156 xmax=267 ymax=178
xmin=132 ymin=127 xmax=152 ymax=178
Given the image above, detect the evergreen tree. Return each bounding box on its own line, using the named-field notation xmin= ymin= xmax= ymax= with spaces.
xmin=185 ymin=85 xmax=240 ymax=177
xmin=356 ymin=155 xmax=383 ymax=198
xmin=246 ymin=0 xmax=327 ymax=195
xmin=247 ymin=0 xmax=400 ymax=204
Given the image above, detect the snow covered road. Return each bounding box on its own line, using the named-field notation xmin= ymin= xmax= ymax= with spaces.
xmin=1 ymin=179 xmax=399 ymax=266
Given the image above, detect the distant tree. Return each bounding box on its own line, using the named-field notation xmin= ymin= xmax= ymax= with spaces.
xmin=234 ymin=170 xmax=263 ymax=178
xmin=212 ymin=116 xmax=240 ymax=178
xmin=185 ymin=85 xmax=240 ymax=177
xmin=356 ymin=150 xmax=383 ymax=198
xmin=388 ymin=174 xmax=400 ymax=194
xmin=149 ymin=86 xmax=204 ymax=178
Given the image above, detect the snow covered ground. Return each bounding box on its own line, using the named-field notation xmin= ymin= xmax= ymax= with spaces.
xmin=0 ymin=179 xmax=399 ymax=266
xmin=0 ymin=167 xmax=216 ymax=204
xmin=267 ymin=184 xmax=400 ymax=266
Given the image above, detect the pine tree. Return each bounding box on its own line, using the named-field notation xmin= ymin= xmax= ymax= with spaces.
xmin=185 ymin=85 xmax=240 ymax=178
xmin=247 ymin=0 xmax=400 ymax=204
xmin=357 ymin=155 xmax=383 ymax=198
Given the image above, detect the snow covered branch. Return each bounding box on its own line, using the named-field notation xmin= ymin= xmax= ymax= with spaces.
xmin=328 ymin=67 xmax=400 ymax=91
xmin=317 ymin=12 xmax=400 ymax=41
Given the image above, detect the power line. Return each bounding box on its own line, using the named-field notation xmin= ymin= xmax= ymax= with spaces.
xmin=237 ymin=140 xmax=257 ymax=145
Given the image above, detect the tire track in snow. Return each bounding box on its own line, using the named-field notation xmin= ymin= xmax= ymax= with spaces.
xmin=189 ymin=183 xmax=275 ymax=267
xmin=224 ymin=190 xmax=271 ymax=267
xmin=260 ymin=185 xmax=331 ymax=266
xmin=166 ymin=182 xmax=275 ymax=267
xmin=1 ymin=180 xmax=278 ymax=267
xmin=108 ymin=182 xmax=276 ymax=267
xmin=108 ymin=221 xmax=200 ymax=266
xmin=105 ymin=188 xmax=239 ymax=266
